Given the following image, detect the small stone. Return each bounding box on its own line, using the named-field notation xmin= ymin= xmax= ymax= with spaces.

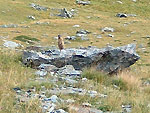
xmin=3 ymin=40 xmax=20 ymax=48
xmin=47 ymin=106 xmax=55 ymax=112
xmin=35 ymin=70 xmax=47 ymax=77
xmin=107 ymin=34 xmax=114 ymax=38
xmin=59 ymin=8 xmax=73 ymax=18
xmin=73 ymin=25 xmax=80 ymax=28
xmin=66 ymin=99 xmax=75 ymax=103
xmin=76 ymin=0 xmax=91 ymax=5
xmin=28 ymin=15 xmax=35 ymax=20
xmin=29 ymin=3 xmax=48 ymax=11
xmin=101 ymin=27 xmax=114 ymax=32
xmin=122 ymin=104 xmax=132 ymax=112
xmin=82 ymin=78 xmax=87 ymax=81
xmin=132 ymin=0 xmax=136 ymax=2
xmin=82 ymin=102 xmax=92 ymax=107
xmin=116 ymin=13 xmax=128 ymax=18
xmin=116 ymin=1 xmax=123 ymax=4
xmin=56 ymin=109 xmax=67 ymax=113
xmin=81 ymin=36 xmax=89 ymax=41
xmin=66 ymin=36 xmax=76 ymax=40
xmin=96 ymin=35 xmax=102 ymax=39
xmin=50 ymin=95 xmax=58 ymax=103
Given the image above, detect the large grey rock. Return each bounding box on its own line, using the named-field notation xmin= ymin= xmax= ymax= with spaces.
xmin=22 ymin=44 xmax=140 ymax=74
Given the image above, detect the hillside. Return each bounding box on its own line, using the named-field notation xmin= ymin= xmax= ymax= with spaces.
xmin=0 ymin=0 xmax=150 ymax=113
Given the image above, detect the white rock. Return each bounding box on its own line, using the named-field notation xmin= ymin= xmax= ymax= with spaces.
xmin=82 ymin=102 xmax=92 ymax=107
xmin=73 ymin=25 xmax=80 ymax=28
xmin=35 ymin=70 xmax=47 ymax=77
xmin=50 ymin=95 xmax=58 ymax=103
xmin=3 ymin=40 xmax=20 ymax=48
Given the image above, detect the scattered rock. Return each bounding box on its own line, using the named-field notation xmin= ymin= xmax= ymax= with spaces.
xmin=50 ymin=95 xmax=58 ymax=103
xmin=76 ymin=29 xmax=91 ymax=37
xmin=81 ymin=36 xmax=89 ymax=41
xmin=116 ymin=1 xmax=123 ymax=4
xmin=66 ymin=36 xmax=77 ymax=40
xmin=38 ymin=64 xmax=58 ymax=72
xmin=59 ymin=8 xmax=73 ymax=18
xmin=69 ymin=105 xmax=103 ymax=113
xmin=132 ymin=0 xmax=136 ymax=2
xmin=76 ymin=29 xmax=91 ymax=35
xmin=127 ymin=14 xmax=137 ymax=17
xmin=35 ymin=21 xmax=50 ymax=25
xmin=57 ymin=65 xmax=81 ymax=76
xmin=116 ymin=13 xmax=137 ymax=18
xmin=101 ymin=27 xmax=114 ymax=32
xmin=28 ymin=15 xmax=35 ymax=20
xmin=122 ymin=104 xmax=132 ymax=112
xmin=96 ymin=35 xmax=102 ymax=39
xmin=3 ymin=40 xmax=21 ymax=48
xmin=116 ymin=13 xmax=127 ymax=18
xmin=30 ymin=3 xmax=48 ymax=11
xmin=107 ymin=34 xmax=114 ymax=38
xmin=73 ymin=25 xmax=80 ymax=28
xmin=0 ymin=24 xmax=18 ymax=28
xmin=82 ymin=103 xmax=92 ymax=107
xmin=35 ymin=70 xmax=47 ymax=77
xmin=76 ymin=0 xmax=91 ymax=5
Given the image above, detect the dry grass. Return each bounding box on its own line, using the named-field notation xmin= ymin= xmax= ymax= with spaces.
xmin=118 ymin=70 xmax=141 ymax=91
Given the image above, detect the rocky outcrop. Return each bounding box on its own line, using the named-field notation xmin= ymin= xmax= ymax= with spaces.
xmin=22 ymin=44 xmax=140 ymax=74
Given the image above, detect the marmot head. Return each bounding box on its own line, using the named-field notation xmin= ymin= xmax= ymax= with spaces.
xmin=58 ymin=34 xmax=61 ymax=39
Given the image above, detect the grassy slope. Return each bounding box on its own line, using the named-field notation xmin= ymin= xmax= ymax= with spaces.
xmin=0 ymin=0 xmax=150 ymax=112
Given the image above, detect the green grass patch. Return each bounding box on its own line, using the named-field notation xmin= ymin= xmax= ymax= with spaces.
xmin=98 ymin=105 xmax=112 ymax=112
xmin=24 ymin=81 xmax=53 ymax=91
xmin=14 ymin=35 xmax=40 ymax=44
xmin=82 ymin=68 xmax=109 ymax=84
xmin=111 ymin=78 xmax=128 ymax=91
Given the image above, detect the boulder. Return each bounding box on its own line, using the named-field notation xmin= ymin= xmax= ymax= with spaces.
xmin=22 ymin=44 xmax=140 ymax=74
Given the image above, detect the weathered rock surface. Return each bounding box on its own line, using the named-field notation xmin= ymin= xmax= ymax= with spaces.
xmin=22 ymin=44 xmax=140 ymax=74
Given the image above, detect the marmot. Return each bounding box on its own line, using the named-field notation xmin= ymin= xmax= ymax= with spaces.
xmin=58 ymin=35 xmax=64 ymax=51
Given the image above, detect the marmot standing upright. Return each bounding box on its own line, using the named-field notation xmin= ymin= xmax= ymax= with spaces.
xmin=58 ymin=35 xmax=64 ymax=51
